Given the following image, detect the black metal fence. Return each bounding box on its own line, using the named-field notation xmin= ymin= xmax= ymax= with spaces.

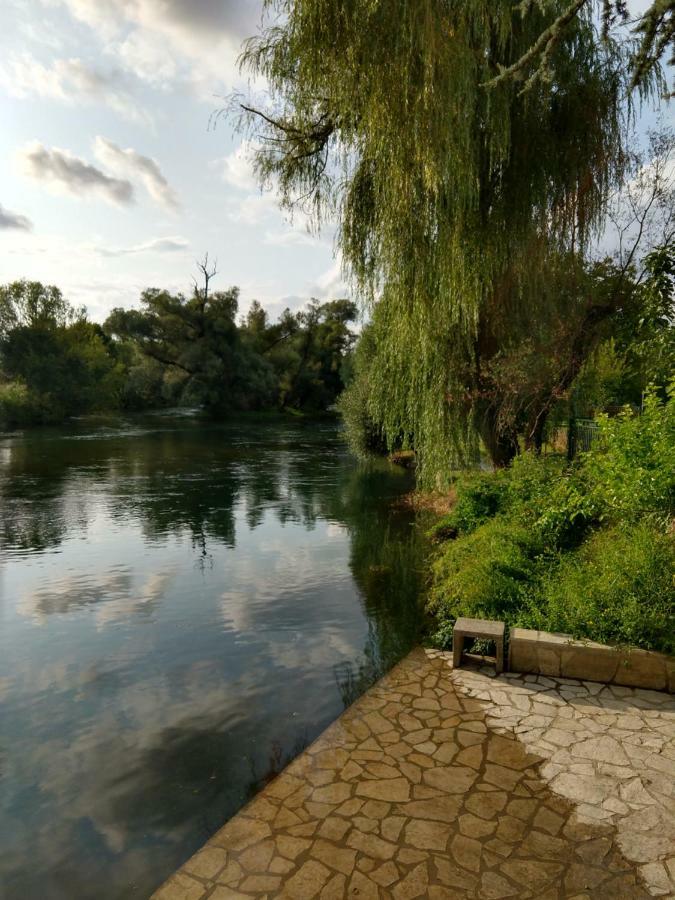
xmin=567 ymin=417 xmax=600 ymax=459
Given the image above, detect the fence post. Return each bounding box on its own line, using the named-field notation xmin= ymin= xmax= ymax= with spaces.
xmin=567 ymin=394 xmax=577 ymax=462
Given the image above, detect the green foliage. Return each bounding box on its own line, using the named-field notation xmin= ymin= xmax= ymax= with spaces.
xmin=339 ymin=324 xmax=388 ymax=457
xmin=0 ymin=380 xmax=43 ymax=426
xmin=584 ymin=385 xmax=675 ymax=523
xmin=485 ymin=1 xmax=672 ymax=97
xmin=104 ymin=283 xmax=276 ymax=414
xmin=521 ymin=524 xmax=675 ymax=654
xmin=428 ymin=388 xmax=675 ymax=654
xmin=238 ymin=0 xmax=633 ymax=482
xmin=0 ymin=282 xmax=122 ymax=424
xmin=575 ymin=243 xmax=675 ymax=411
xmin=106 ymin=287 xmax=356 ymax=416
xmin=0 ymin=280 xmax=83 ymax=334
xmin=0 ymin=275 xmax=356 ymax=428
xmin=428 ymin=519 xmax=544 ymax=644
xmin=427 ymin=472 xmax=508 ymax=542
xmin=621 ymin=245 xmax=675 ymax=394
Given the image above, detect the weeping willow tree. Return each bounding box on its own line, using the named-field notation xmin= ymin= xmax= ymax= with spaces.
xmin=485 ymin=0 xmax=674 ymax=96
xmin=235 ymin=0 xmax=637 ymax=484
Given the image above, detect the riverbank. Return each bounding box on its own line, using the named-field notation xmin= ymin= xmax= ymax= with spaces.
xmin=152 ymin=647 xmax=675 ymax=899
xmin=419 ymin=390 xmax=674 ymax=659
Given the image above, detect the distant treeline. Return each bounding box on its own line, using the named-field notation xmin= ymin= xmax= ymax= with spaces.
xmin=0 ymin=264 xmax=357 ymax=426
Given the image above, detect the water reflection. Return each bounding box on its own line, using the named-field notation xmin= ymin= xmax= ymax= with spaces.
xmin=0 ymin=416 xmax=423 ymax=899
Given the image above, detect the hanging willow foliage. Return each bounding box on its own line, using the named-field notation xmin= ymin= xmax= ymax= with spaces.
xmin=236 ymin=0 xmax=636 ymax=485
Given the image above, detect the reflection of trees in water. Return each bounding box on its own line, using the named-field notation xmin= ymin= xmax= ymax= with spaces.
xmin=333 ymin=528 xmax=424 ymax=709
xmin=1 ymin=417 xmax=427 ymax=899
xmin=0 ymin=438 xmax=73 ymax=550
xmin=2 ymin=419 xmax=424 ymax=668
xmin=105 ymin=717 xmax=310 ymax=851
xmin=324 ymin=463 xmax=425 ymax=704
xmin=243 ymin=731 xmax=310 ymax=802
xmin=108 ymin=721 xmax=240 ymax=839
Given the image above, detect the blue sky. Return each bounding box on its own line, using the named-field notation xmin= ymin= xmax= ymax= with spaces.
xmin=0 ymin=0 xmax=344 ymax=322
xmin=0 ymin=0 xmax=671 ymax=323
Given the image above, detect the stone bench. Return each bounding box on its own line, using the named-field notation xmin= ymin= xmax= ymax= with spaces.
xmin=453 ymin=617 xmax=506 ymax=674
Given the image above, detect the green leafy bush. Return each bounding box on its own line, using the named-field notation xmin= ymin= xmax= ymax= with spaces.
xmin=0 ymin=380 xmax=45 ymax=426
xmin=426 ymin=471 xmax=508 ymax=542
xmin=584 ymin=386 xmax=675 ymax=524
xmin=428 ymin=519 xmax=544 ymax=645
xmin=427 ymin=386 xmax=675 ymax=654
xmin=520 ymin=525 xmax=675 ymax=654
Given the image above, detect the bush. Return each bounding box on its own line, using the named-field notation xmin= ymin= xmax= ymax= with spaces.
xmin=426 ymin=386 xmax=675 ymax=654
xmin=0 ymin=380 xmax=46 ymax=426
xmin=426 ymin=471 xmax=508 ymax=542
xmin=520 ymin=524 xmax=675 ymax=654
xmin=428 ymin=519 xmax=544 ymax=645
xmin=584 ymin=385 xmax=675 ymax=524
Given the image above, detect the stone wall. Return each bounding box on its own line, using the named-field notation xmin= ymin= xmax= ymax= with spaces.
xmin=508 ymin=628 xmax=675 ymax=693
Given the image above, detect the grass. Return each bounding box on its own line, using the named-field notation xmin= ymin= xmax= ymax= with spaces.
xmin=426 ymin=387 xmax=675 ymax=656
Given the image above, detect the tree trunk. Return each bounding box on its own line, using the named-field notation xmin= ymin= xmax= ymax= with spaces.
xmin=524 ymin=406 xmax=549 ymax=454
xmin=474 ymin=403 xmax=519 ymax=468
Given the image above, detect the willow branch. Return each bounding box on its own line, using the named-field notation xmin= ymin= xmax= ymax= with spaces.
xmin=482 ymin=0 xmax=590 ymax=91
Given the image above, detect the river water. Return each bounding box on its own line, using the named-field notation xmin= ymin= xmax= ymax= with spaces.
xmin=0 ymin=414 xmax=423 ymax=899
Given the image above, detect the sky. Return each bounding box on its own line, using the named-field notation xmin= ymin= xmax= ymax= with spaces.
xmin=0 ymin=1 xmax=670 ymax=323
xmin=0 ymin=0 xmax=345 ymax=322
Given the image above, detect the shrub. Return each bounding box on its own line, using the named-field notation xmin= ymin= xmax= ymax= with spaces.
xmin=520 ymin=524 xmax=675 ymax=654
xmin=584 ymin=385 xmax=675 ymax=524
xmin=428 ymin=518 xmax=544 ymax=646
xmin=0 ymin=380 xmax=45 ymax=426
xmin=426 ymin=386 xmax=675 ymax=654
xmin=426 ymin=471 xmax=507 ymax=542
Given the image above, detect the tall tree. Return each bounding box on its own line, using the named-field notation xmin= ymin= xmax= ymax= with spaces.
xmin=484 ymin=1 xmax=674 ymax=97
xmin=235 ymin=0 xmax=635 ymax=481
xmin=0 ymin=281 xmax=122 ymax=422
xmin=104 ymin=258 xmax=277 ymax=413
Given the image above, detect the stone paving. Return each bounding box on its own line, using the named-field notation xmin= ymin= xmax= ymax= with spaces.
xmin=152 ymin=648 xmax=675 ymax=899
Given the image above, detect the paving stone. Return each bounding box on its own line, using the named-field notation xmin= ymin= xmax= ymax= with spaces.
xmin=403 ymin=818 xmax=453 ymax=851
xmin=280 ymin=859 xmax=331 ymax=899
xmin=238 ymin=839 xmax=275 ymax=872
xmin=499 ymin=858 xmax=563 ymax=890
xmin=182 ymin=847 xmax=227 ymax=880
xmin=209 ymin=888 xmax=250 ymax=900
xmin=152 ymin=873 xmax=207 ymax=900
xmin=461 ymin=813 xmax=498 ymax=839
xmin=391 ymin=861 xmax=429 ymax=899
xmin=478 ymin=871 xmax=520 ymax=898
xmin=319 ymin=872 xmax=346 ymax=899
xmin=494 ymin=814 xmax=527 ymax=843
xmin=151 ymin=649 xmax=661 ymax=900
xmin=346 ymin=828 xmax=398 ymax=860
xmin=532 ymin=806 xmax=564 ymax=835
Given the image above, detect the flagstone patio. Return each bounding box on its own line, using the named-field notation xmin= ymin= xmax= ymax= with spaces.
xmin=152 ymin=647 xmax=675 ymax=899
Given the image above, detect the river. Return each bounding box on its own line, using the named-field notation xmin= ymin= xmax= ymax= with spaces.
xmin=0 ymin=414 xmax=423 ymax=899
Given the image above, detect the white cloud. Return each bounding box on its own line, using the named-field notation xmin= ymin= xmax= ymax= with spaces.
xmin=0 ymin=203 xmax=33 ymax=231
xmin=228 ymin=191 xmax=278 ymax=225
xmin=263 ymin=229 xmax=321 ymax=248
xmin=19 ymin=141 xmax=135 ymax=206
xmin=50 ymin=0 xmax=262 ymax=94
xmin=310 ymin=257 xmax=349 ymax=299
xmin=0 ymin=53 xmax=150 ymax=124
xmin=216 ymin=141 xmax=259 ymax=191
xmin=112 ymin=30 xmax=179 ymax=89
xmin=95 ymin=236 xmax=190 ymax=256
xmin=53 ymin=0 xmax=260 ymax=41
xmin=93 ymin=136 xmax=180 ymax=211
